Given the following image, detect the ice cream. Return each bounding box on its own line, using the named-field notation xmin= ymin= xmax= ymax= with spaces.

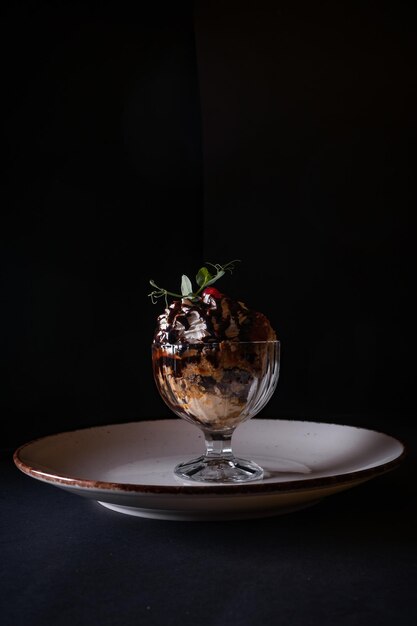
xmin=150 ymin=262 xmax=278 ymax=431
xmin=153 ymin=287 xmax=276 ymax=345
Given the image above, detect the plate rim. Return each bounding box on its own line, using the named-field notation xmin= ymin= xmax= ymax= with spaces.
xmin=13 ymin=418 xmax=408 ymax=496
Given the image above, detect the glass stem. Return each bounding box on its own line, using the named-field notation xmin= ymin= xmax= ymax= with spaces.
xmin=204 ymin=430 xmax=234 ymax=460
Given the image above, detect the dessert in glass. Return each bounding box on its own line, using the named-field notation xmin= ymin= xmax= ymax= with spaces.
xmin=149 ymin=261 xmax=280 ymax=484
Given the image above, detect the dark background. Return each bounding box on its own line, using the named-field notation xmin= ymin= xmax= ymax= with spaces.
xmin=2 ymin=3 xmax=417 ymax=626
xmin=1 ymin=0 xmax=416 ymax=446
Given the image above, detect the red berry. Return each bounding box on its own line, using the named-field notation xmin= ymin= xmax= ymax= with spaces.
xmin=203 ymin=287 xmax=223 ymax=299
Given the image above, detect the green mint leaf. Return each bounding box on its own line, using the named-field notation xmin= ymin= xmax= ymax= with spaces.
xmin=149 ymin=260 xmax=241 ymax=304
xmin=205 ymin=270 xmax=224 ymax=286
xmin=196 ymin=267 xmax=212 ymax=288
xmin=181 ymin=274 xmax=193 ymax=297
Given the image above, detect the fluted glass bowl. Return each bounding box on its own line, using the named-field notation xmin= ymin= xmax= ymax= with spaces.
xmin=152 ymin=340 xmax=280 ymax=483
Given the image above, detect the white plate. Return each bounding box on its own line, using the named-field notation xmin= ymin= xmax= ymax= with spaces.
xmin=13 ymin=418 xmax=406 ymax=521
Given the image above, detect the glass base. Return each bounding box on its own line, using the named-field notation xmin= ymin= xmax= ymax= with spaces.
xmin=174 ymin=455 xmax=264 ymax=484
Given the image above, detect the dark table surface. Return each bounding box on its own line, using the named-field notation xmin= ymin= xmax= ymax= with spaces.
xmin=2 ymin=416 xmax=416 ymax=626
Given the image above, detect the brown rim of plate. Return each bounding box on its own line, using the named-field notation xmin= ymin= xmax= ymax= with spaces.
xmin=12 ymin=419 xmax=409 ymax=497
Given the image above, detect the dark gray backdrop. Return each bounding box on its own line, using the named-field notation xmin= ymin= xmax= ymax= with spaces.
xmin=2 ymin=0 xmax=416 ymax=447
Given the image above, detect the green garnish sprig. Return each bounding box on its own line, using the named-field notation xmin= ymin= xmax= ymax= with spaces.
xmin=148 ymin=260 xmax=240 ymax=306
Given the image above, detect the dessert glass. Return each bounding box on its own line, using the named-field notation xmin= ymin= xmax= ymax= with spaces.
xmin=152 ymin=340 xmax=280 ymax=483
